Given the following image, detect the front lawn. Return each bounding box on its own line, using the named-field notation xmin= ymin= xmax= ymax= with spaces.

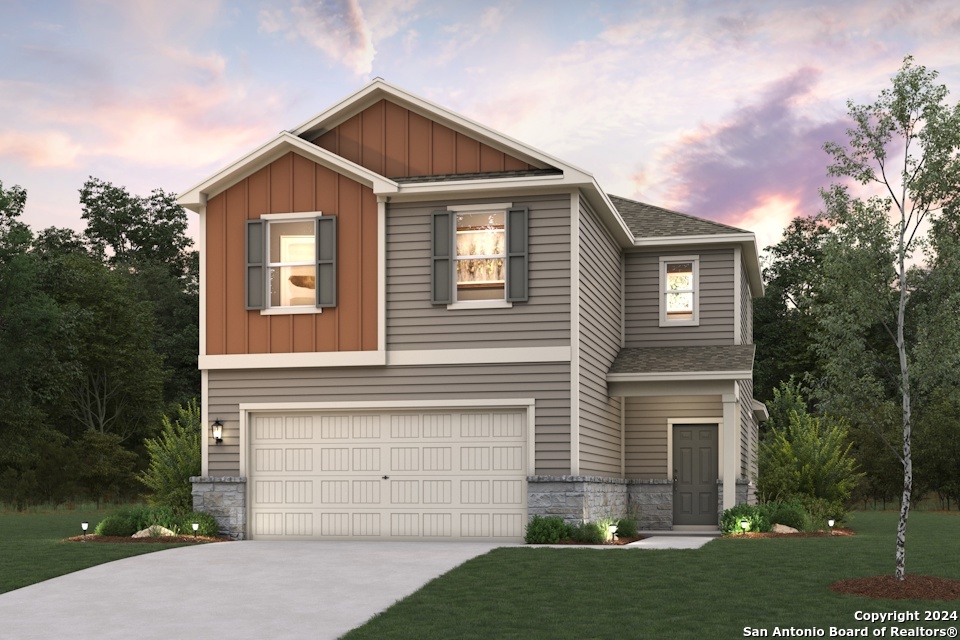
xmin=0 ymin=508 xmax=190 ymax=595
xmin=343 ymin=511 xmax=960 ymax=640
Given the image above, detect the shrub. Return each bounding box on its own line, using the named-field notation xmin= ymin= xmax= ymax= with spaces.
xmin=571 ymin=521 xmax=605 ymax=544
xmin=524 ymin=515 xmax=572 ymax=543
xmin=615 ymin=517 xmax=639 ymax=539
xmin=180 ymin=511 xmax=220 ymax=537
xmin=93 ymin=504 xmax=219 ymax=537
xmin=720 ymin=504 xmax=771 ymax=535
xmin=765 ymin=500 xmax=810 ymax=532
xmin=139 ymin=400 xmax=201 ymax=514
xmin=798 ymin=496 xmax=844 ymax=530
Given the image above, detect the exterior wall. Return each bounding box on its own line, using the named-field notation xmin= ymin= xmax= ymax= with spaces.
xmin=527 ymin=476 xmax=627 ymax=524
xmin=623 ymin=395 xmax=723 ymax=478
xmin=577 ymin=197 xmax=623 ymax=476
xmin=313 ymin=99 xmax=534 ymax=178
xmin=628 ymin=480 xmax=673 ymax=530
xmin=207 ymin=363 xmax=571 ymax=477
xmin=739 ymin=378 xmax=758 ymax=480
xmin=205 ymin=152 xmax=378 ymax=356
xmin=739 ymin=254 xmax=753 ymax=345
xmin=386 ymin=194 xmax=571 ymax=350
xmin=623 ymin=247 xmax=735 ymax=348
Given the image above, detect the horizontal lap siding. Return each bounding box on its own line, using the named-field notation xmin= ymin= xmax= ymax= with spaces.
xmin=624 ymin=395 xmax=722 ymax=479
xmin=386 ymin=195 xmax=571 ymax=350
xmin=624 ymin=248 xmax=735 ymax=348
xmin=207 ymin=364 xmax=571 ymax=476
xmin=739 ymin=261 xmax=753 ymax=345
xmin=577 ymin=198 xmax=622 ymax=476
xmin=739 ymin=378 xmax=757 ymax=480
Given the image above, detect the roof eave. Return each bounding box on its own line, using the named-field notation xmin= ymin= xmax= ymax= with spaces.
xmin=606 ymin=370 xmax=754 ymax=382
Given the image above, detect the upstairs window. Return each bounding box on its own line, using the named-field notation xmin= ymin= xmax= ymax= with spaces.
xmin=268 ymin=220 xmax=315 ymax=308
xmin=659 ymin=256 xmax=699 ymax=326
xmin=455 ymin=211 xmax=505 ymax=301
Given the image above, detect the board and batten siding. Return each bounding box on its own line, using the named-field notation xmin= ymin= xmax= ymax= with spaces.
xmin=624 ymin=395 xmax=722 ymax=479
xmin=205 ymin=151 xmax=379 ymax=356
xmin=624 ymin=248 xmax=735 ymax=348
xmin=206 ymin=364 xmax=571 ymax=477
xmin=313 ymin=99 xmax=534 ymax=179
xmin=739 ymin=378 xmax=757 ymax=480
xmin=386 ymin=194 xmax=571 ymax=350
xmin=577 ymin=197 xmax=623 ymax=476
xmin=739 ymin=256 xmax=753 ymax=346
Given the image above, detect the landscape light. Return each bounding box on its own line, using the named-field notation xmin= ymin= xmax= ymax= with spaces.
xmin=81 ymin=522 xmax=89 ymax=541
xmin=740 ymin=520 xmax=749 ymax=534
xmin=192 ymin=522 xmax=199 ymax=540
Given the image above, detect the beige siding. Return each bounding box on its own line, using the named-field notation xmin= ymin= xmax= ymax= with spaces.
xmin=207 ymin=364 xmax=570 ymax=476
xmin=624 ymin=248 xmax=735 ymax=348
xmin=739 ymin=378 xmax=757 ymax=480
xmin=739 ymin=256 xmax=753 ymax=345
xmin=577 ymin=197 xmax=623 ymax=476
xmin=624 ymin=395 xmax=722 ymax=479
xmin=386 ymin=194 xmax=571 ymax=350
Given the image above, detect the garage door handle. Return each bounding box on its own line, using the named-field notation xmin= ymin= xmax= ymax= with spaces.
xmin=382 ymin=475 xmax=390 ymax=480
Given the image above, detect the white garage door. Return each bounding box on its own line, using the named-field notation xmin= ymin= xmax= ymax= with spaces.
xmin=248 ymin=408 xmax=527 ymax=540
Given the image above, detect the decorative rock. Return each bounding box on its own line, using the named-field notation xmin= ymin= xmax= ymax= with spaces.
xmin=132 ymin=526 xmax=176 ymax=538
xmin=771 ymin=523 xmax=799 ymax=534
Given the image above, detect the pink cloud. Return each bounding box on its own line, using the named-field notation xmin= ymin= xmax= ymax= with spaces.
xmin=0 ymin=130 xmax=82 ymax=168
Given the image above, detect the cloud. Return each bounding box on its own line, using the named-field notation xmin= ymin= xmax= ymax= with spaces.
xmin=0 ymin=130 xmax=82 ymax=168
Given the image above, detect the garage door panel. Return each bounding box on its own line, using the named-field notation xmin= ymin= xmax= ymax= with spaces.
xmin=249 ymin=408 xmax=527 ymax=540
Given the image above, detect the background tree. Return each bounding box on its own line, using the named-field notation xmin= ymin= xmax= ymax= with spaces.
xmin=817 ymin=56 xmax=960 ymax=580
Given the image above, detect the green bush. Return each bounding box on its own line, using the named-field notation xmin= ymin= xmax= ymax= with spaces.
xmin=798 ymin=496 xmax=844 ymax=530
xmin=720 ymin=504 xmax=771 ymax=535
xmin=139 ymin=400 xmax=201 ymax=515
xmin=524 ymin=515 xmax=572 ymax=543
xmin=180 ymin=511 xmax=220 ymax=537
xmin=615 ymin=517 xmax=639 ymax=539
xmin=93 ymin=504 xmax=219 ymax=537
xmin=571 ymin=521 xmax=605 ymax=544
xmin=765 ymin=500 xmax=810 ymax=531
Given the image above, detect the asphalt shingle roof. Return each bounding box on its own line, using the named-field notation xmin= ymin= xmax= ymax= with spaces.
xmin=608 ymin=194 xmax=750 ymax=239
xmin=609 ymin=344 xmax=756 ymax=375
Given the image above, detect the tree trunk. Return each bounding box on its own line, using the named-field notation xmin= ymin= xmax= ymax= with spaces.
xmin=895 ymin=224 xmax=912 ymax=582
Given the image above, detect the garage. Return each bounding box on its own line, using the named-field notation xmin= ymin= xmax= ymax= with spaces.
xmin=248 ymin=408 xmax=528 ymax=540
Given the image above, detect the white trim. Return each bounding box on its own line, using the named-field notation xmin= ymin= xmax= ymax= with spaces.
xmin=659 ymin=255 xmax=700 ymax=327
xmin=199 ymin=346 xmax=572 ymax=370
xmin=259 ymin=307 xmax=322 ymax=316
xmin=447 ymin=202 xmax=512 ymax=212
xmin=620 ymin=397 xmax=626 ymax=478
xmin=377 ymin=196 xmax=387 ymax=356
xmin=722 ymin=391 xmax=740 ymax=510
xmin=446 ymin=300 xmax=512 ymax=310
xmin=570 ymin=192 xmax=581 ymax=476
xmin=620 ymin=252 xmax=626 ymax=348
xmin=634 ymin=233 xmax=757 ymax=247
xmin=734 ymin=245 xmax=743 ymax=346
xmin=260 ymin=211 xmax=323 ymax=221
xmin=666 ymin=417 xmax=724 ymax=479
xmin=752 ymin=399 xmax=769 ymax=422
xmin=198 ymin=198 xmax=207 ymax=357
xmin=607 ymin=370 xmax=753 ymax=383
xmin=388 ymin=346 xmax=571 ymax=366
xmin=200 ymin=369 xmax=209 ymax=476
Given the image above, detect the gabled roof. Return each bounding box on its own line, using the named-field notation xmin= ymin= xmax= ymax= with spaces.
xmin=608 ymin=345 xmax=755 ymax=381
xmin=608 ymin=195 xmax=750 ymax=238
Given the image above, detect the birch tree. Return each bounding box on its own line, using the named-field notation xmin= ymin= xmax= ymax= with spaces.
xmin=817 ymin=57 xmax=960 ymax=580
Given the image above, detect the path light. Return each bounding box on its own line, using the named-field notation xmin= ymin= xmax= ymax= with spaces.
xmin=740 ymin=519 xmax=749 ymax=534
xmin=81 ymin=522 xmax=88 ymax=541
xmin=192 ymin=522 xmax=199 ymax=540
xmin=828 ymin=519 xmax=835 ymax=536
xmin=212 ymin=419 xmax=224 ymax=444
xmin=607 ymin=524 xmax=618 ymax=543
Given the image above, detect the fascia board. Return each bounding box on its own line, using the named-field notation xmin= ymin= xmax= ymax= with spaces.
xmin=177 ymin=132 xmax=398 ymax=212
xmin=752 ymin=399 xmax=770 ymax=422
xmin=606 ymin=370 xmax=753 ymax=382
xmin=581 ymin=180 xmax=636 ymax=247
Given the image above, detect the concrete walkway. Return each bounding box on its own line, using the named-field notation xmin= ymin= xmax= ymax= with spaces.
xmin=0 ymin=541 xmax=505 ymax=640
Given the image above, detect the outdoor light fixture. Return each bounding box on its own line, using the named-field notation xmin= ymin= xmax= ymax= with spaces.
xmin=212 ymin=419 xmax=224 ymax=444
xmin=192 ymin=522 xmax=199 ymax=540
xmin=81 ymin=521 xmax=89 ymax=541
xmin=740 ymin=520 xmax=749 ymax=534
xmin=828 ymin=519 xmax=835 ymax=536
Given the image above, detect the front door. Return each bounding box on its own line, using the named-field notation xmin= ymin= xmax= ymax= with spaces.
xmin=673 ymin=424 xmax=718 ymax=526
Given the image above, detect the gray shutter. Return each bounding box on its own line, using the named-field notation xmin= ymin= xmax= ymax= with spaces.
xmin=245 ymin=220 xmax=265 ymax=310
xmin=506 ymin=207 xmax=528 ymax=302
xmin=431 ymin=211 xmax=453 ymax=305
xmin=316 ymin=216 xmax=337 ymax=308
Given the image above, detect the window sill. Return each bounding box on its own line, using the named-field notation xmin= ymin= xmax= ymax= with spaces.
xmin=659 ymin=319 xmax=699 ymax=327
xmin=260 ymin=307 xmax=323 ymax=316
xmin=447 ymin=300 xmax=513 ymax=311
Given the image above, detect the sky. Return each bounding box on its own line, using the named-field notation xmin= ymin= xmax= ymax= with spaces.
xmin=2 ymin=0 xmax=959 ymax=255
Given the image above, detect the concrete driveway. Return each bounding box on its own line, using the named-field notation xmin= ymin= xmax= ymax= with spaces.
xmin=0 ymin=540 xmax=506 ymax=640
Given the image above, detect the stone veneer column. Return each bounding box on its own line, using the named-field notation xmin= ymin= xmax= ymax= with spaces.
xmin=526 ymin=476 xmax=627 ymax=524
xmin=190 ymin=476 xmax=246 ymax=540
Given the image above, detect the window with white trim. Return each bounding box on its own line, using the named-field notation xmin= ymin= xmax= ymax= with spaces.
xmin=455 ymin=211 xmax=506 ymax=301
xmin=268 ymin=220 xmax=315 ymax=308
xmin=659 ymin=256 xmax=699 ymax=326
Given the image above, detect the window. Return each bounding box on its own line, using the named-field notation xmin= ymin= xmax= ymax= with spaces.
xmin=659 ymin=256 xmax=699 ymax=326
xmin=245 ymin=214 xmax=337 ymax=313
xmin=431 ymin=206 xmax=528 ymax=308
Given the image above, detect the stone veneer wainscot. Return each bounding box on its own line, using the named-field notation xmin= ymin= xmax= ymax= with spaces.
xmin=191 ymin=476 xmax=246 ymax=540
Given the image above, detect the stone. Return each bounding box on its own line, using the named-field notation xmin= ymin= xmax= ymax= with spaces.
xmin=132 ymin=526 xmax=176 ymax=538
xmin=771 ymin=523 xmax=799 ymax=534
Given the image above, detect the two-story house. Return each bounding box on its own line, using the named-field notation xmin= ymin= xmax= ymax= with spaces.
xmin=178 ymin=79 xmax=766 ymax=541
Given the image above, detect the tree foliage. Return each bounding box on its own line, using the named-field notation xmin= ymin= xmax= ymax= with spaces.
xmin=139 ymin=400 xmax=202 ymax=514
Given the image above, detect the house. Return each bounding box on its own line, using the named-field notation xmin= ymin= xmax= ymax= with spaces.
xmin=178 ymin=79 xmax=767 ymax=541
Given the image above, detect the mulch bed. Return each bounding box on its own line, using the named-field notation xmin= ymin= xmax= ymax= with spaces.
xmin=63 ymin=535 xmax=232 ymax=544
xmin=539 ymin=536 xmax=645 ymax=546
xmin=726 ymin=528 xmax=856 ymax=538
xmin=831 ymin=574 xmax=960 ymax=601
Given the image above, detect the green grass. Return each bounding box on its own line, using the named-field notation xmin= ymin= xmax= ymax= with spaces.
xmin=342 ymin=512 xmax=960 ymax=640
xmin=0 ymin=507 xmax=190 ymax=595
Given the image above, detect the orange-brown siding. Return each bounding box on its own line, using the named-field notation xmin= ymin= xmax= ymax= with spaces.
xmin=314 ymin=99 xmax=533 ymax=178
xmin=206 ymin=151 xmax=378 ymax=355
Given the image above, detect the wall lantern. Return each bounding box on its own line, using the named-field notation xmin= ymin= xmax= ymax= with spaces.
xmin=212 ymin=419 xmax=224 ymax=444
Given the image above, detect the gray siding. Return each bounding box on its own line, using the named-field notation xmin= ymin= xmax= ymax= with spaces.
xmin=577 ymin=197 xmax=623 ymax=476
xmin=207 ymin=363 xmax=571 ymax=476
xmin=739 ymin=378 xmax=757 ymax=480
xmin=739 ymin=255 xmax=753 ymax=345
xmin=624 ymin=248 xmax=735 ymax=348
xmin=386 ymin=194 xmax=571 ymax=350
xmin=624 ymin=395 xmax=722 ymax=479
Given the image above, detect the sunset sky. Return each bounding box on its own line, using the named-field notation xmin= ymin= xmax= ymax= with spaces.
xmin=2 ymin=0 xmax=959 ymax=254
